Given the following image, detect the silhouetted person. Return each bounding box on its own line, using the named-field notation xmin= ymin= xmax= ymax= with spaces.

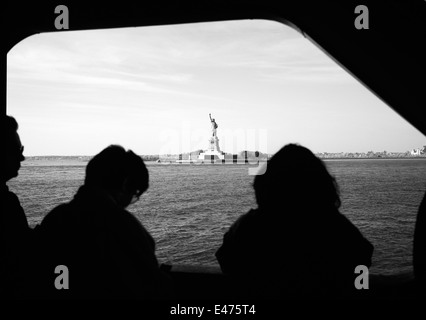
xmin=1 ymin=115 xmax=31 ymax=298
xmin=413 ymin=191 xmax=426 ymax=295
xmin=216 ymin=144 xmax=374 ymax=298
xmin=36 ymin=145 xmax=171 ymax=299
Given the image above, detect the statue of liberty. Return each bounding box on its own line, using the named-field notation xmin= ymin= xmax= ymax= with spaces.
xmin=209 ymin=113 xmax=218 ymax=137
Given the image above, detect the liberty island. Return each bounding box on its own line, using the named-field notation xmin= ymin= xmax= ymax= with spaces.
xmin=173 ymin=113 xmax=267 ymax=165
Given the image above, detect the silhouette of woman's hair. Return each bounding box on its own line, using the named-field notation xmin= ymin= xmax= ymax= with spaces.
xmin=253 ymin=143 xmax=340 ymax=210
xmin=85 ymin=145 xmax=148 ymax=196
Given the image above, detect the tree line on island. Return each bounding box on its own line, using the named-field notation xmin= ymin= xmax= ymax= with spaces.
xmin=145 ymin=147 xmax=426 ymax=162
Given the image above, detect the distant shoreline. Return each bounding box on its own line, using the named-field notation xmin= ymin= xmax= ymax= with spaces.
xmin=23 ymin=155 xmax=426 ymax=161
xmin=322 ymin=157 xmax=426 ymax=160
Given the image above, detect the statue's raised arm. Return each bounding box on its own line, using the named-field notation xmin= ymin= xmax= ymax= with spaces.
xmin=209 ymin=113 xmax=218 ymax=137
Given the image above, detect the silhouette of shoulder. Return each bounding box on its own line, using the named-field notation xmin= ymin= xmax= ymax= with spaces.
xmin=2 ymin=185 xmax=30 ymax=235
xmin=216 ymin=209 xmax=274 ymax=275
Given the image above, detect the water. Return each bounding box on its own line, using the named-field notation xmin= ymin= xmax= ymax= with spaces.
xmin=7 ymin=158 xmax=426 ymax=276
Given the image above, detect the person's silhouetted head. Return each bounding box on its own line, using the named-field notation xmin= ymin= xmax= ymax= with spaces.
xmin=85 ymin=145 xmax=148 ymax=208
xmin=2 ymin=115 xmax=25 ymax=183
xmin=253 ymin=144 xmax=340 ymax=213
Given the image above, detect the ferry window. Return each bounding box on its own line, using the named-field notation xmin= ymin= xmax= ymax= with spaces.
xmin=7 ymin=20 xmax=426 ymax=276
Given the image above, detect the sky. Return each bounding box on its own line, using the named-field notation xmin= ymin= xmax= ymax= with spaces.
xmin=7 ymin=19 xmax=425 ymax=156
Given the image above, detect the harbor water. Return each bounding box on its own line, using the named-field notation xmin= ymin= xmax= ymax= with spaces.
xmin=7 ymin=158 xmax=426 ymax=276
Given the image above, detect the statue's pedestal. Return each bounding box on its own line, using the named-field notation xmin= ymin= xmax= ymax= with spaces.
xmin=198 ymin=136 xmax=225 ymax=160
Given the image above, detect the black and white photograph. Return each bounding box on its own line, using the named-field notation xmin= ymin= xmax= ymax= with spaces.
xmin=2 ymin=0 xmax=426 ymax=310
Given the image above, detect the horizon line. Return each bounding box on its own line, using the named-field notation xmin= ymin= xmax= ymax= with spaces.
xmin=22 ymin=150 xmax=423 ymax=158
